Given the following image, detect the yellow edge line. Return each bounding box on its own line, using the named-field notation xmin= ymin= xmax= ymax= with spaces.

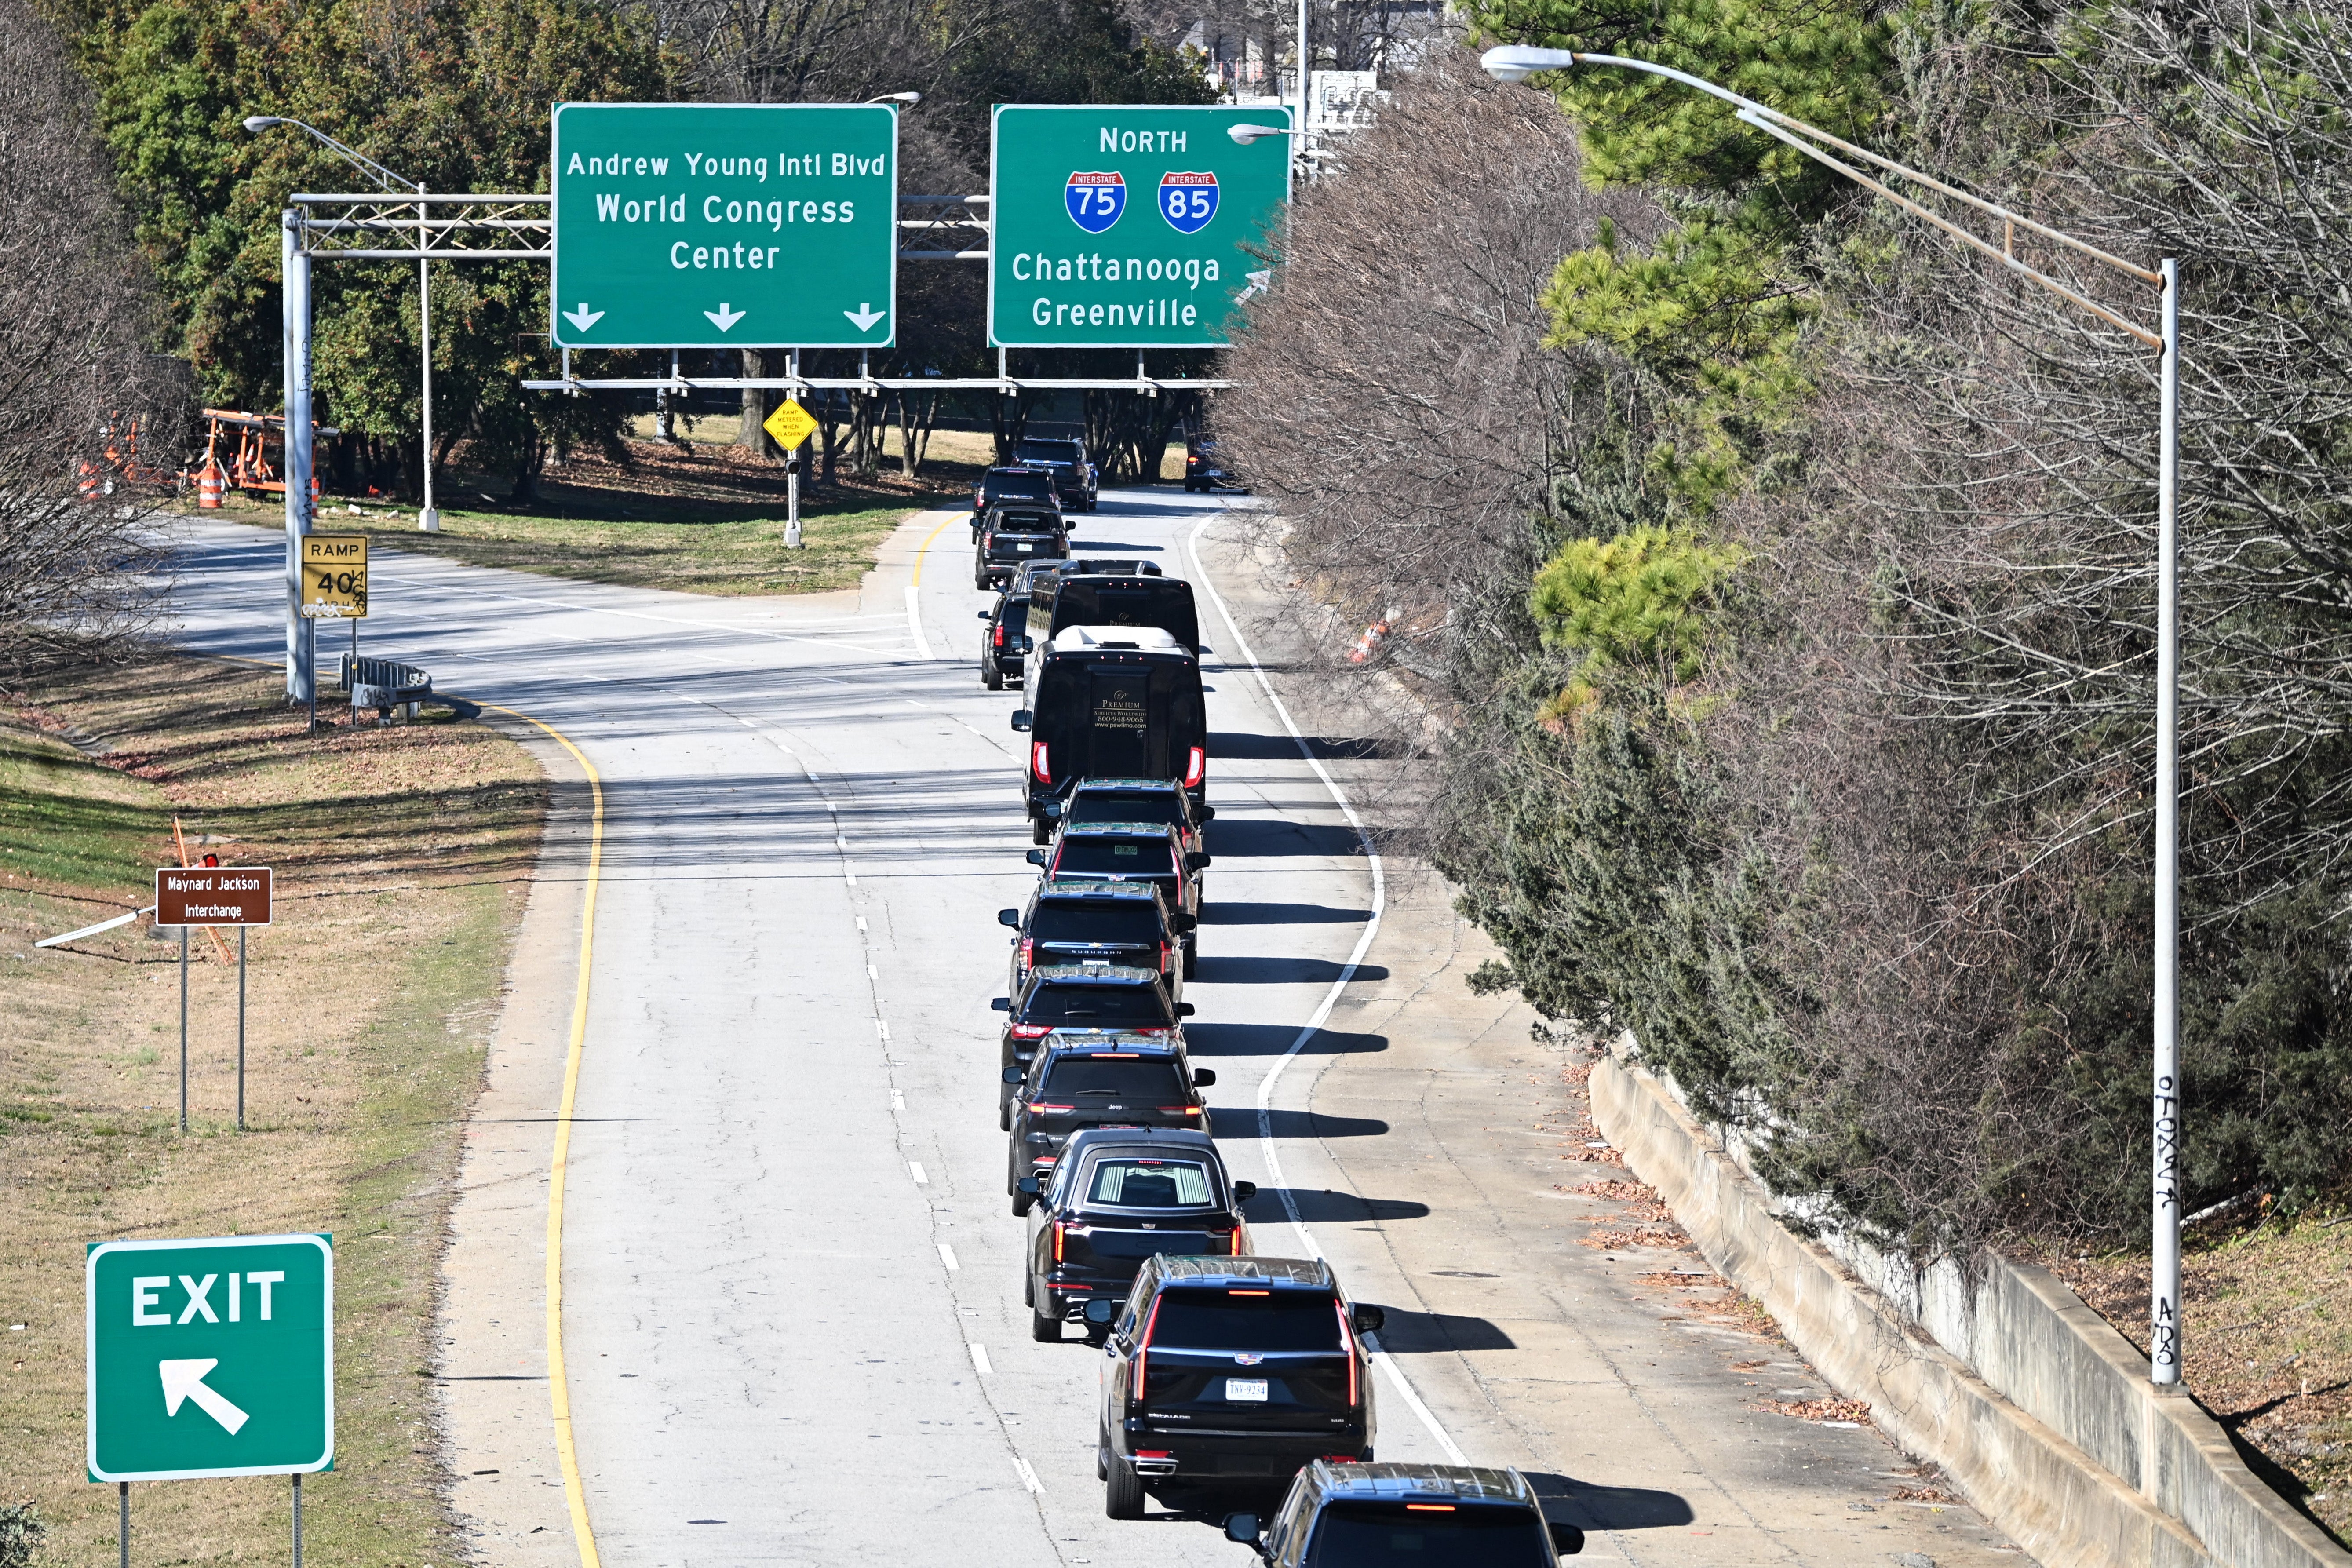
xmin=907 ymin=508 xmax=960 ymax=590
xmin=481 ymin=702 xmax=605 ymax=1568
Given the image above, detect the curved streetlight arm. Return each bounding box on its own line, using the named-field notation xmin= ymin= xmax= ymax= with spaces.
xmin=1479 ymin=46 xmax=2160 ymax=335
xmin=244 ymin=114 xmax=423 ymax=195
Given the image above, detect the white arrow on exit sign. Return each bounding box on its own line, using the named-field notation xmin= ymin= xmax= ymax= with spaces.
xmin=159 ymin=1358 xmax=250 ymax=1434
xmin=843 ymin=303 xmax=886 ymax=331
xmin=562 ymin=303 xmax=605 ymax=332
xmin=704 ymin=303 xmax=747 ymax=332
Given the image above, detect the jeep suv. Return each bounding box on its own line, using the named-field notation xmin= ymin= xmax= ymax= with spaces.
xmin=1097 ymin=1256 xmax=1382 ymax=1518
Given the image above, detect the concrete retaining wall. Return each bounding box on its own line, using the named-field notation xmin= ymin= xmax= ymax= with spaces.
xmin=1588 ymin=1043 xmax=2349 ymax=1568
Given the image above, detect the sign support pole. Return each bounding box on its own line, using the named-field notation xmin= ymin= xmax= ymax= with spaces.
xmin=785 ymin=348 xmax=803 ymax=550
xmin=179 ymin=925 xmax=190 ymax=1134
xmin=282 ymin=211 xmax=316 ymax=722
xmin=237 ymin=925 xmax=248 ymax=1131
xmin=119 ymin=1481 xmax=128 ymax=1568
xmin=291 ymin=1473 xmax=303 ymax=1568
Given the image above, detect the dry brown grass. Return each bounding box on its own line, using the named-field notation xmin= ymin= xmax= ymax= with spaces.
xmin=0 ymin=655 xmax=544 ymax=1566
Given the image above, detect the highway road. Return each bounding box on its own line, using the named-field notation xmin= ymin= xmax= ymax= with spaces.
xmin=163 ymin=487 xmax=2031 ymax=1568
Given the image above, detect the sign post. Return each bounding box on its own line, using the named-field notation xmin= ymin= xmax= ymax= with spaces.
xmin=299 ymin=536 xmax=367 ymax=730
xmin=763 ymin=396 xmax=820 ymax=547
xmin=155 ymin=867 xmax=273 ymax=1132
xmin=551 ymin=102 xmax=899 ymax=350
xmin=988 ymin=105 xmax=1291 ymax=349
xmin=88 ymin=1233 xmax=332 ymax=1559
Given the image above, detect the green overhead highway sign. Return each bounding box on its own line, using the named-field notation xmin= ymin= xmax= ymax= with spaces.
xmin=988 ymin=104 xmax=1291 ymax=349
xmin=87 ymin=1234 xmax=333 ymax=1482
xmin=552 ymin=102 xmax=898 ymax=350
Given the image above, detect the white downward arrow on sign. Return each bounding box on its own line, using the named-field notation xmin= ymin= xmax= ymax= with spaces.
xmin=705 ymin=303 xmax=747 ymax=332
xmin=843 ymin=303 xmax=886 ymax=331
xmin=562 ymin=303 xmax=604 ymax=332
xmin=160 ymin=1358 xmax=250 ymax=1435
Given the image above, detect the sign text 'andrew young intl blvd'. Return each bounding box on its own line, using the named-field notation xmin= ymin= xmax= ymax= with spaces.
xmin=551 ymin=102 xmax=899 ymax=350
xmin=988 ymin=105 xmax=1292 ymax=349
xmin=87 ymin=1234 xmax=333 ymax=1482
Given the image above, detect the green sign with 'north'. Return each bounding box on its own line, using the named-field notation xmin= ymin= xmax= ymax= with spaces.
xmin=551 ymin=102 xmax=899 ymax=349
xmin=988 ymin=104 xmax=1292 ymax=348
xmin=87 ymin=1234 xmax=333 ymax=1481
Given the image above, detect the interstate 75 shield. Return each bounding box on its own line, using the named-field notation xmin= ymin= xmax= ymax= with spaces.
xmin=1158 ymin=172 xmax=1219 ymax=233
xmin=1066 ymin=171 xmax=1127 ymax=233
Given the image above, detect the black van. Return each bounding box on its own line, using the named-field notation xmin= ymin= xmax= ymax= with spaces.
xmin=1011 ymin=627 xmax=1207 ymax=842
xmin=1025 ymin=570 xmax=1201 ymax=660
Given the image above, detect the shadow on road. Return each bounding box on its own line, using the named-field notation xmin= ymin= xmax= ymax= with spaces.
xmin=1187 ymin=1022 xmax=1386 ymax=1060
xmin=1247 ymin=1188 xmax=1430 ymax=1223
xmin=1208 ymin=1106 xmax=1389 ymax=1139
xmin=1193 ymin=955 xmax=1388 ymax=985
xmin=1371 ymin=1308 xmax=1517 ymax=1353
xmin=1211 ymin=729 xmax=1395 ymax=761
xmin=1208 ymin=817 xmax=1364 ymax=857
xmin=1522 ymin=1472 xmax=1697 ymax=1532
xmin=1200 ymin=901 xmax=1370 ymax=926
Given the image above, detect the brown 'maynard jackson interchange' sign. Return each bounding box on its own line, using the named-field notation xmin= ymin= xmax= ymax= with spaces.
xmin=154 ymin=867 xmax=273 ymax=927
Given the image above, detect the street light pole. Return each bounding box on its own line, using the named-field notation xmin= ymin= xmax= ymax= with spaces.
xmin=1482 ymin=44 xmax=2185 ymax=1386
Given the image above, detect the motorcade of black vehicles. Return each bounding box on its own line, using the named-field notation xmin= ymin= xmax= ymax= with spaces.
xmin=1062 ymin=776 xmax=1215 ymax=859
xmin=976 ymin=508 xmax=1070 ymax=590
xmin=1185 ymin=436 xmax=1247 ymax=494
xmin=1016 ymin=435 xmax=1099 ymax=511
xmin=1003 ymin=1043 xmax=1215 ymax=1213
xmin=1223 ymin=1462 xmax=1584 ymax=1566
xmin=999 ymin=878 xmax=1190 ymax=999
xmin=1010 ymin=626 xmax=1208 ymax=843
xmin=1027 ymin=821 xmax=1207 ymax=976
xmin=1024 ymin=567 xmax=1200 ymax=659
xmin=1020 ymin=1127 xmax=1254 ymax=1338
xmin=971 ymin=465 xmax=1064 ymax=534
xmin=991 ymin=965 xmax=1195 ymax=1127
xmin=1097 ymin=1256 xmax=1383 ymax=1519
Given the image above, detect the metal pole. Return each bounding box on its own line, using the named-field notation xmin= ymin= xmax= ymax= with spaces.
xmin=1295 ymin=0 xmax=1310 ymax=164
xmin=785 ymin=348 xmax=803 ymax=549
xmin=281 ymin=212 xmax=307 ymax=706
xmin=419 ymin=197 xmax=439 ymax=532
xmin=291 ymin=1472 xmax=303 ymax=1568
xmin=179 ymin=925 xmax=189 ymax=1134
xmin=2151 ymin=256 xmax=2183 ymax=1387
xmin=237 ymin=925 xmax=248 ymax=1131
xmin=283 ymin=211 xmax=316 ymax=722
xmin=119 ymin=1482 xmax=129 ymax=1568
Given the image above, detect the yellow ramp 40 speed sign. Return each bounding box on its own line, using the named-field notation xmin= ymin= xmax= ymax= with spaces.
xmin=300 ymin=535 xmax=368 ymax=619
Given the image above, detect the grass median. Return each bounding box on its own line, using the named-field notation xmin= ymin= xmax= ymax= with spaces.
xmin=1 ymin=656 xmax=545 ymax=1567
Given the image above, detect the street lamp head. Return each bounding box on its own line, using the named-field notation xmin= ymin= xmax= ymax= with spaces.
xmin=867 ymin=91 xmax=922 ymax=106
xmin=1480 ymin=45 xmax=1581 ymax=84
xmin=1228 ymin=123 xmax=1295 ymax=145
xmin=242 ymin=115 xmax=286 ymax=132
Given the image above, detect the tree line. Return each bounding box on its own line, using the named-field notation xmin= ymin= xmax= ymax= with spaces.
xmin=1221 ymin=3 xmax=2352 ymax=1256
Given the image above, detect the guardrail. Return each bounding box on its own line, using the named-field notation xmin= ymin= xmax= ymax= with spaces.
xmin=338 ymin=653 xmax=435 ymax=722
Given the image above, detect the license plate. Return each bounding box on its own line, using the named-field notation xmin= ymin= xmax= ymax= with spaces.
xmin=1016 ymin=542 xmax=1034 ymax=552
xmin=1225 ymin=1378 xmax=1268 ymax=1402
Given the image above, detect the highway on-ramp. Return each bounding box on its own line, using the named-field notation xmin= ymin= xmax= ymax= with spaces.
xmin=162 ymin=487 xmax=2029 ymax=1568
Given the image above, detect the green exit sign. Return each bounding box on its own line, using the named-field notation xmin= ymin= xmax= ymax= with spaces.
xmin=988 ymin=105 xmax=1292 ymax=349
xmin=86 ymin=1235 xmax=333 ymax=1482
xmin=551 ymin=102 xmax=899 ymax=350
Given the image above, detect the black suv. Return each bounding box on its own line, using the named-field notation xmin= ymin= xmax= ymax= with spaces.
xmin=1022 ymin=1127 xmax=1253 ymax=1339
xmin=971 ymin=466 xmax=1063 ymax=533
xmin=1185 ymin=436 xmax=1244 ymax=493
xmin=999 ymin=879 xmax=1190 ymax=999
xmin=992 ymin=966 xmax=1194 ymax=1125
xmin=1016 ymin=436 xmax=1099 ymax=511
xmin=979 ymin=592 xmax=1029 ymax=689
xmin=1098 ymin=1256 xmax=1382 ymax=1517
xmin=1029 ymin=822 xmax=1207 ymax=976
xmin=976 ymin=508 xmax=1068 ymax=590
xmin=1225 ymin=1462 xmax=1584 ymax=1566
xmin=1004 ymin=1042 xmax=1215 ymax=1211
xmin=1063 ymin=776 xmax=1215 ymax=858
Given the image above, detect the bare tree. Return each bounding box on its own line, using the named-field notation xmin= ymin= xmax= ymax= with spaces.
xmin=0 ymin=0 xmax=184 ymax=670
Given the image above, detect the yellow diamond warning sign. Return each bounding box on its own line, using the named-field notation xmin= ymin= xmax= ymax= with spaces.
xmin=300 ymin=534 xmax=368 ymax=620
xmin=762 ymin=398 xmax=819 ymax=451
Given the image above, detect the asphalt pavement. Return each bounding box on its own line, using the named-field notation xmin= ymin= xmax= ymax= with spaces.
xmin=160 ymin=487 xmax=2033 ymax=1568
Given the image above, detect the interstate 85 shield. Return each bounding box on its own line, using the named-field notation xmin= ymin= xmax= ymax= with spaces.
xmin=1158 ymin=172 xmax=1218 ymax=233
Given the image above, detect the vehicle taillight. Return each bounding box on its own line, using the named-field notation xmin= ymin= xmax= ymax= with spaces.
xmin=1028 ymin=1101 xmax=1076 ymax=1113
xmin=994 ymin=621 xmax=1005 ymax=648
xmin=1158 ymin=940 xmax=1170 ymax=971
xmin=1010 ymin=1023 xmax=1051 ymax=1039
xmin=1053 ymin=1220 xmax=1066 ymax=1262
xmin=1020 ymin=937 xmax=1034 ymax=969
xmin=1032 ymin=742 xmax=1050 ymax=783
xmin=1337 ymin=1300 xmax=1360 ymax=1406
xmin=1184 ymin=746 xmax=1205 ymax=788
xmin=1158 ymin=1106 xmax=1200 ymax=1116
xmin=1233 ymin=1228 xmax=1245 ymax=1255
xmin=1134 ymin=1295 xmax=1163 ymax=1401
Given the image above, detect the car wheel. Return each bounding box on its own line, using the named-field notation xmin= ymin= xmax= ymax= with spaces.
xmin=1011 ymin=1189 xmax=1033 ymax=1218
xmin=1096 ymin=1439 xmax=1109 ymax=1482
xmin=998 ymin=1096 xmax=1012 ymax=1132
xmin=1031 ymin=818 xmax=1053 ymax=846
xmin=984 ymin=667 xmax=1003 ymax=691
xmin=1031 ymin=1303 xmax=1062 ymax=1343
xmin=1182 ymin=944 xmax=1198 ymax=981
xmin=1105 ymin=1451 xmax=1146 ymax=1519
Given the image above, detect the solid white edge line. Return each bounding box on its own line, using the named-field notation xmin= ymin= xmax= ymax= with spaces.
xmin=906 ymin=583 xmax=934 ymax=660
xmin=1186 ymin=507 xmax=1471 ymax=1469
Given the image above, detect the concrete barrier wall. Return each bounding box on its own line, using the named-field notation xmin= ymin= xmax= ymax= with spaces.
xmin=1588 ymin=1043 xmax=2348 ymax=1568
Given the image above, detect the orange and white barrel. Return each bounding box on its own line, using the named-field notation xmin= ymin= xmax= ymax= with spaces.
xmin=197 ymin=463 xmax=225 ymax=508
